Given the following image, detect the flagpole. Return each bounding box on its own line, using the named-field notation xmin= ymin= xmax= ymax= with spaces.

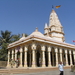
xmin=52 ymin=5 xmax=54 ymax=9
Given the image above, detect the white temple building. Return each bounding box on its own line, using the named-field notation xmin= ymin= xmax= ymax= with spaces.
xmin=7 ymin=9 xmax=75 ymax=68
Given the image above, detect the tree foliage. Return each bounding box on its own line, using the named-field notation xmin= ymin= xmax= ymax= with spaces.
xmin=0 ymin=30 xmax=28 ymax=61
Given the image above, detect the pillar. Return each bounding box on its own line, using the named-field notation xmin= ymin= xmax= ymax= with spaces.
xmin=7 ymin=50 xmax=10 ymax=67
xmin=14 ymin=48 xmax=17 ymax=67
xmin=32 ymin=43 xmax=36 ymax=68
xmin=41 ymin=45 xmax=45 ymax=67
xmin=12 ymin=49 xmax=14 ymax=60
xmin=65 ymin=49 xmax=68 ymax=66
xmin=24 ymin=46 xmax=28 ymax=68
xmin=48 ymin=46 xmax=52 ymax=67
xmin=55 ymin=47 xmax=58 ymax=67
xmin=69 ymin=50 xmax=72 ymax=65
xmin=59 ymin=48 xmax=62 ymax=62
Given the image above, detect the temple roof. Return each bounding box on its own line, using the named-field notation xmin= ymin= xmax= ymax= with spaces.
xmin=8 ymin=27 xmax=75 ymax=49
xmin=8 ymin=33 xmax=75 ymax=49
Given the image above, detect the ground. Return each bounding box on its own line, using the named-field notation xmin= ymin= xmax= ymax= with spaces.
xmin=0 ymin=68 xmax=74 ymax=75
xmin=13 ymin=69 xmax=75 ymax=75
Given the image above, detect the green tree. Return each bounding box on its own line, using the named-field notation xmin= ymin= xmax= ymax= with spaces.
xmin=11 ymin=34 xmax=21 ymax=42
xmin=0 ymin=30 xmax=28 ymax=61
xmin=0 ymin=30 xmax=12 ymax=60
xmin=0 ymin=30 xmax=21 ymax=61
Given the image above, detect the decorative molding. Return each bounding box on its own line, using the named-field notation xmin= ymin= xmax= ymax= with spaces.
xmin=49 ymin=30 xmax=64 ymax=35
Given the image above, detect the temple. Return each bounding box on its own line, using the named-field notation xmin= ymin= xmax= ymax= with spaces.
xmin=7 ymin=9 xmax=75 ymax=68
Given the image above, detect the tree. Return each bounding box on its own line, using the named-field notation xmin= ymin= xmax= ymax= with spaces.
xmin=0 ymin=30 xmax=28 ymax=61
xmin=0 ymin=30 xmax=12 ymax=60
xmin=0 ymin=30 xmax=21 ymax=61
xmin=11 ymin=34 xmax=21 ymax=42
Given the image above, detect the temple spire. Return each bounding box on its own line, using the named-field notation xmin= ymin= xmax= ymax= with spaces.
xmin=44 ymin=9 xmax=65 ymax=42
xmin=49 ymin=9 xmax=62 ymax=27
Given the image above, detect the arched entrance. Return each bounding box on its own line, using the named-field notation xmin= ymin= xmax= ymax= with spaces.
xmin=51 ymin=47 xmax=56 ymax=66
xmin=45 ymin=46 xmax=48 ymax=67
xmin=27 ymin=45 xmax=32 ymax=67
xmin=36 ymin=45 xmax=42 ymax=67
xmin=58 ymin=48 xmax=60 ymax=64
xmin=16 ymin=46 xmax=20 ymax=67
xmin=67 ymin=50 xmax=70 ymax=65
xmin=16 ymin=51 xmax=20 ymax=67
xmin=62 ymin=49 xmax=66 ymax=65
xmin=71 ymin=51 xmax=74 ymax=65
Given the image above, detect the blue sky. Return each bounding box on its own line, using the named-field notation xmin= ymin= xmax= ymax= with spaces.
xmin=0 ymin=0 xmax=75 ymax=44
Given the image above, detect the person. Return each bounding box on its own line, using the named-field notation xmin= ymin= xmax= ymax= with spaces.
xmin=58 ymin=62 xmax=64 ymax=75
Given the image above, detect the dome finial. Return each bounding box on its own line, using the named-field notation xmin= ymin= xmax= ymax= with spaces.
xmin=52 ymin=5 xmax=54 ymax=9
xmin=35 ymin=27 xmax=38 ymax=32
xmin=19 ymin=33 xmax=25 ymax=41
xmin=22 ymin=33 xmax=25 ymax=37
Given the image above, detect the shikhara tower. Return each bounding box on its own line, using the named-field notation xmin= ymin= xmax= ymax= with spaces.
xmin=44 ymin=10 xmax=65 ymax=42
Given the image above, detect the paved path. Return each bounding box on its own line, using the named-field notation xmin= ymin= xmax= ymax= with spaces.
xmin=13 ymin=69 xmax=75 ymax=75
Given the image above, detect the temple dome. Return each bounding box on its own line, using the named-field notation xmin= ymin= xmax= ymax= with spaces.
xmin=30 ymin=28 xmax=44 ymax=37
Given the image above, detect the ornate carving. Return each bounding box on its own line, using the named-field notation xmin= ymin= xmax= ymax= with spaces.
xmin=55 ymin=47 xmax=58 ymax=52
xmin=48 ymin=46 xmax=51 ymax=52
xmin=59 ymin=48 xmax=62 ymax=53
xmin=41 ymin=45 xmax=45 ymax=51
xmin=65 ymin=50 xmax=67 ymax=54
xmin=69 ymin=50 xmax=71 ymax=54
xmin=31 ymin=43 xmax=36 ymax=50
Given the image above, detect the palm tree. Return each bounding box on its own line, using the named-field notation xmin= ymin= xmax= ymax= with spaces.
xmin=0 ymin=30 xmax=13 ymax=60
xmin=11 ymin=33 xmax=28 ymax=42
xmin=0 ymin=30 xmax=20 ymax=60
xmin=0 ymin=30 xmax=28 ymax=61
xmin=0 ymin=30 xmax=12 ymax=45
xmin=11 ymin=34 xmax=21 ymax=42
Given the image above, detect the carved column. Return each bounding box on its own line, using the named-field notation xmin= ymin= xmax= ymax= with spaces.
xmin=15 ymin=48 xmax=17 ymax=67
xmin=12 ymin=49 xmax=14 ymax=60
xmin=59 ymin=48 xmax=62 ymax=62
xmin=48 ymin=46 xmax=52 ymax=67
xmin=32 ymin=43 xmax=36 ymax=68
xmin=7 ymin=50 xmax=10 ymax=67
xmin=24 ymin=46 xmax=28 ymax=68
xmin=41 ymin=45 xmax=45 ymax=67
xmin=19 ymin=46 xmax=23 ymax=67
xmin=69 ymin=50 xmax=72 ymax=65
xmin=55 ymin=47 xmax=58 ymax=67
xmin=65 ymin=49 xmax=68 ymax=66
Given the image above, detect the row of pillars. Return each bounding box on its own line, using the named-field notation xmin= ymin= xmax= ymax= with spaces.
xmin=7 ymin=44 xmax=75 ymax=68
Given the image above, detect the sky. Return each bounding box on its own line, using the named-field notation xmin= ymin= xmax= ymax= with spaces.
xmin=0 ymin=0 xmax=75 ymax=44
